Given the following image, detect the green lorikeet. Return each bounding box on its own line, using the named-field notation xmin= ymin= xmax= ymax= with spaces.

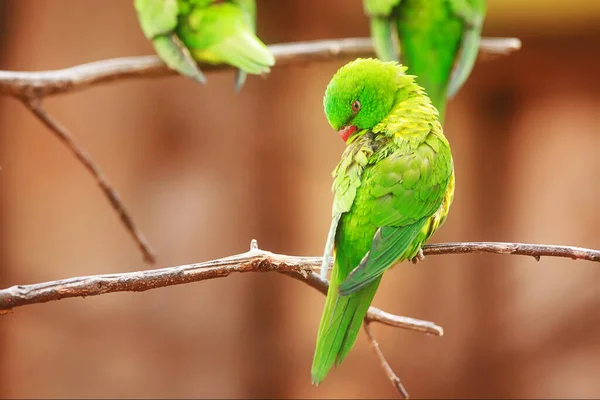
xmin=363 ymin=0 xmax=487 ymax=121
xmin=134 ymin=0 xmax=275 ymax=91
xmin=311 ymin=58 xmax=455 ymax=385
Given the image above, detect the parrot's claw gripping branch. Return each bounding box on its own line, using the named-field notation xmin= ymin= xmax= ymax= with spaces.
xmin=1 ymin=241 xmax=598 ymax=398
xmin=411 ymin=248 xmax=425 ymax=264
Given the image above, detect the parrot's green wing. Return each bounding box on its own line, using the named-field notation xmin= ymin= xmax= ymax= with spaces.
xmin=234 ymin=0 xmax=257 ymax=31
xmin=152 ymin=35 xmax=207 ymax=84
xmin=178 ymin=2 xmax=274 ymax=88
xmin=447 ymin=0 xmax=487 ymax=98
xmin=339 ymin=221 xmax=427 ymax=296
xmin=363 ymin=0 xmax=401 ymax=62
xmin=134 ymin=0 xmax=206 ymax=84
xmin=339 ymin=131 xmax=453 ymax=296
xmin=232 ymin=0 xmax=258 ymax=92
xmin=134 ymin=0 xmax=178 ymax=39
xmin=364 ymin=0 xmax=400 ymax=16
xmin=208 ymin=35 xmax=273 ymax=75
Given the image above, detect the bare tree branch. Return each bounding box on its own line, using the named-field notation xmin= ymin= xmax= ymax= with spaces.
xmin=0 ymin=37 xmax=521 ymax=98
xmin=1 ymin=240 xmax=597 ymax=314
xmin=0 ymin=240 xmax=443 ymax=337
xmin=364 ymin=321 xmax=410 ymax=399
xmin=23 ymin=98 xmax=156 ymax=264
xmin=422 ymin=242 xmax=600 ymax=262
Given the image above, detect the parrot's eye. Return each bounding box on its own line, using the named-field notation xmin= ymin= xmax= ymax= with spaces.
xmin=351 ymin=100 xmax=361 ymax=114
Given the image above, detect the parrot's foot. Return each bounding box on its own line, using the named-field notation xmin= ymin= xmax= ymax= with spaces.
xmin=411 ymin=248 xmax=425 ymax=264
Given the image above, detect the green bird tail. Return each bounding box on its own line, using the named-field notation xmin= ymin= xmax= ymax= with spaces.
xmin=447 ymin=24 xmax=482 ymax=99
xmin=369 ymin=16 xmax=399 ymax=62
xmin=311 ymin=257 xmax=382 ymax=385
xmin=210 ymin=32 xmax=275 ymax=77
xmin=152 ymin=34 xmax=206 ymax=84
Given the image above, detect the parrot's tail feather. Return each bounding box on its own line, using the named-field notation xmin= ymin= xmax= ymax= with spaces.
xmin=311 ymin=260 xmax=382 ymax=385
xmin=447 ymin=24 xmax=482 ymax=99
xmin=370 ymin=16 xmax=399 ymax=62
xmin=211 ymin=32 xmax=275 ymax=76
xmin=336 ymin=281 xmax=380 ymax=364
xmin=153 ymin=35 xmax=206 ymax=84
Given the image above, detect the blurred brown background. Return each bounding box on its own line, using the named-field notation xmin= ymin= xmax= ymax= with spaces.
xmin=1 ymin=0 xmax=599 ymax=398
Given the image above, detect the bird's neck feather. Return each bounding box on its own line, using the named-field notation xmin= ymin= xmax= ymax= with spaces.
xmin=372 ymin=81 xmax=441 ymax=150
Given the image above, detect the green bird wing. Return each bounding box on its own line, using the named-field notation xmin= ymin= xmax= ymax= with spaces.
xmin=233 ymin=0 xmax=257 ymax=31
xmin=134 ymin=0 xmax=178 ymax=39
xmin=178 ymin=3 xmax=274 ymax=86
xmin=364 ymin=0 xmax=399 ymax=16
xmin=319 ymin=133 xmax=375 ymax=278
xmin=447 ymin=0 xmax=487 ymax=97
xmin=363 ymin=0 xmax=401 ymax=62
xmin=134 ymin=0 xmax=206 ymax=83
xmin=339 ymin=129 xmax=453 ymax=295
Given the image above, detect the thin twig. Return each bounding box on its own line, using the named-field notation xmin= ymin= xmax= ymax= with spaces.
xmin=23 ymin=98 xmax=156 ymax=264
xmin=364 ymin=321 xmax=410 ymax=399
xmin=0 ymin=240 xmax=597 ymax=314
xmin=0 ymin=37 xmax=521 ymax=98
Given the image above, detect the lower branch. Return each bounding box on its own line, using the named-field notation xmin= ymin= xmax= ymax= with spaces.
xmin=23 ymin=98 xmax=156 ymax=264
xmin=422 ymin=241 xmax=600 ymax=262
xmin=1 ymin=240 xmax=597 ymax=314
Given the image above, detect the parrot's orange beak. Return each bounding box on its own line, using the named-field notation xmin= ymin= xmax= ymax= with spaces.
xmin=338 ymin=125 xmax=357 ymax=142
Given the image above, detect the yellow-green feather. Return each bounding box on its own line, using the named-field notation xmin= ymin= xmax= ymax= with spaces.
xmin=134 ymin=0 xmax=274 ymax=88
xmin=176 ymin=1 xmax=274 ymax=74
xmin=134 ymin=0 xmax=206 ymax=83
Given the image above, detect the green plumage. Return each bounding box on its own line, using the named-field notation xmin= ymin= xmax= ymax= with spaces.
xmin=363 ymin=0 xmax=487 ymax=121
xmin=134 ymin=0 xmax=275 ymax=91
xmin=312 ymin=58 xmax=455 ymax=385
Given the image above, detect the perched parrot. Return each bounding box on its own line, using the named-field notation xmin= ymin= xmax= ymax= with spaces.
xmin=311 ymin=58 xmax=455 ymax=385
xmin=134 ymin=0 xmax=275 ymax=91
xmin=363 ymin=0 xmax=487 ymax=121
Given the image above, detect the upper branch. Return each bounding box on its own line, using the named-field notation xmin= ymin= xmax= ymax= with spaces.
xmin=0 ymin=37 xmax=522 ymax=99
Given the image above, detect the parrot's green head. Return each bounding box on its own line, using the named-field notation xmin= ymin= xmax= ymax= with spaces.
xmin=323 ymin=58 xmax=408 ymax=143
